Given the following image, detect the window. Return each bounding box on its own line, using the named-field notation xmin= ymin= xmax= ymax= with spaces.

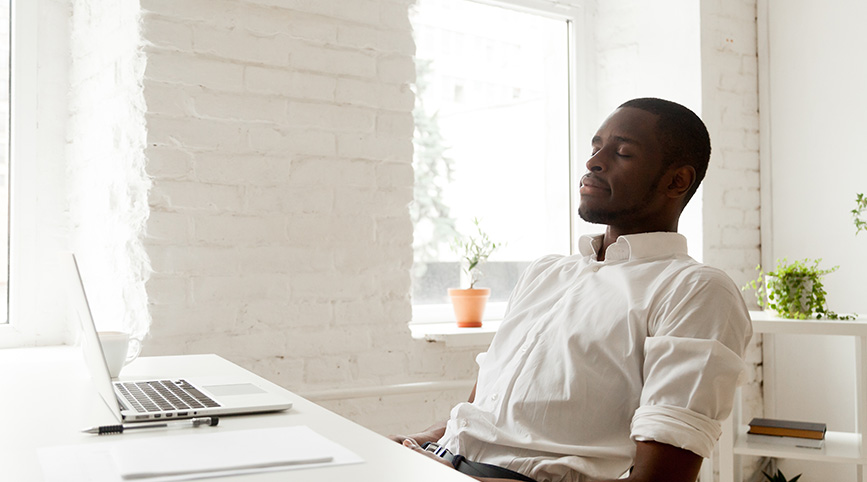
xmin=0 ymin=0 xmax=9 ymax=323
xmin=1 ymin=0 xmax=69 ymax=347
xmin=409 ymin=0 xmax=583 ymax=322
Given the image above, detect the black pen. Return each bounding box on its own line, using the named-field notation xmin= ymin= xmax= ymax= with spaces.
xmin=82 ymin=416 xmax=219 ymax=435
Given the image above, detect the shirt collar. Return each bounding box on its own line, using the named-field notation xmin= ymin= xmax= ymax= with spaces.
xmin=578 ymin=232 xmax=689 ymax=261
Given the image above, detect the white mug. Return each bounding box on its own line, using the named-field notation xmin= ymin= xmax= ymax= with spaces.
xmin=98 ymin=331 xmax=142 ymax=378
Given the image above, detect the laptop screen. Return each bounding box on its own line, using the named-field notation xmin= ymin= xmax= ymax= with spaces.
xmin=68 ymin=254 xmax=123 ymax=422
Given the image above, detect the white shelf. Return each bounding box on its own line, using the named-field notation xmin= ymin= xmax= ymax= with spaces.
xmin=750 ymin=310 xmax=867 ymax=336
xmin=719 ymin=312 xmax=867 ymax=482
xmin=734 ymin=425 xmax=864 ymax=464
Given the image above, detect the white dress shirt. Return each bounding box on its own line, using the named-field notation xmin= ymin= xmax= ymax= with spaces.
xmin=438 ymin=233 xmax=753 ymax=482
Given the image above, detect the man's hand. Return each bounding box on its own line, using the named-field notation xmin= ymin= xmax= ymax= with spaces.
xmin=388 ymin=420 xmax=448 ymax=446
xmin=388 ymin=432 xmax=434 ymax=444
xmin=387 ymin=428 xmax=443 ymax=445
xmin=390 ymin=383 xmax=476 ymax=445
xmin=400 ymin=438 xmax=454 ymax=467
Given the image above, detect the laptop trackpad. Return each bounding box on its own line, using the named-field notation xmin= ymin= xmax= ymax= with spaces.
xmin=203 ymin=383 xmax=266 ymax=396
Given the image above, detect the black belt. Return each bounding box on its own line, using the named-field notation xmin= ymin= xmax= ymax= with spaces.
xmin=421 ymin=442 xmax=537 ymax=482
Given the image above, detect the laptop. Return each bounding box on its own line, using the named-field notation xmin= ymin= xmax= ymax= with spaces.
xmin=69 ymin=254 xmax=293 ymax=423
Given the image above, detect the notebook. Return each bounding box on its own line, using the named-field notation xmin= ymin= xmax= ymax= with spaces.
xmin=68 ymin=254 xmax=293 ymax=423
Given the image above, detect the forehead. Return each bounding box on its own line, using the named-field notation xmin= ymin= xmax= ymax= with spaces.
xmin=593 ymin=107 xmax=661 ymax=147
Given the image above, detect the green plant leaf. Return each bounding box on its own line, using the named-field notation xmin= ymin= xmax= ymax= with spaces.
xmin=451 ymin=218 xmax=502 ymax=289
xmin=854 ymin=193 xmax=867 ymax=235
xmin=762 ymin=469 xmax=802 ymax=482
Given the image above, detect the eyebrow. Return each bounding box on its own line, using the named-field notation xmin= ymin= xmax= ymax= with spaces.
xmin=591 ymin=135 xmax=642 ymax=146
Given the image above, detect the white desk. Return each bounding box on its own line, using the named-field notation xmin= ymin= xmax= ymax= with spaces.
xmin=0 ymin=346 xmax=474 ymax=481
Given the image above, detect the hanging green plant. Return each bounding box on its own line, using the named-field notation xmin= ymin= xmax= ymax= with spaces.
xmin=852 ymin=192 xmax=867 ymax=235
xmin=743 ymin=258 xmax=854 ymax=320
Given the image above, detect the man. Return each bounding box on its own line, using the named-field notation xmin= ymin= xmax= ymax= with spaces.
xmin=393 ymin=98 xmax=753 ymax=482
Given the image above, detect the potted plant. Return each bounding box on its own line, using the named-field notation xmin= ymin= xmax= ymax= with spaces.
xmin=448 ymin=218 xmax=501 ymax=327
xmin=762 ymin=468 xmax=801 ymax=482
xmin=743 ymin=258 xmax=852 ymax=320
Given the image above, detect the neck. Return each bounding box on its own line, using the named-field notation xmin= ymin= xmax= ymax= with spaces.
xmin=597 ymin=220 xmax=679 ymax=261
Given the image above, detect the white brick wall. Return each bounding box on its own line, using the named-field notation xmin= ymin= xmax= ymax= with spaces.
xmin=68 ymin=0 xmax=151 ymax=340
xmin=140 ymin=0 xmax=479 ymax=435
xmin=701 ymin=0 xmax=763 ymax=479
xmin=699 ymin=0 xmax=763 ymax=408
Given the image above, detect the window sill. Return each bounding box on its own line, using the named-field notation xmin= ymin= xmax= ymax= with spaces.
xmin=409 ymin=320 xmax=501 ymax=347
xmin=410 ymin=301 xmax=506 ymax=347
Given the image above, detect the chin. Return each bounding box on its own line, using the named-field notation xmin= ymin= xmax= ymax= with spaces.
xmin=577 ymin=206 xmax=612 ymax=225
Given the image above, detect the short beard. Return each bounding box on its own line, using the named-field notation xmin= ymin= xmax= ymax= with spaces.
xmin=579 ymin=203 xmax=642 ymax=225
xmin=578 ymin=168 xmax=666 ymax=225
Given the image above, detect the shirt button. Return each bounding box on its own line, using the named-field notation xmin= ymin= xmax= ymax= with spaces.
xmin=460 ymin=419 xmax=468 ymax=428
xmin=491 ymin=393 xmax=499 ymax=401
xmin=592 ymin=266 xmax=600 ymax=272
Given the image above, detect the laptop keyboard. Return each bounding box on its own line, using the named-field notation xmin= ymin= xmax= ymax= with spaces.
xmin=115 ymin=379 xmax=221 ymax=413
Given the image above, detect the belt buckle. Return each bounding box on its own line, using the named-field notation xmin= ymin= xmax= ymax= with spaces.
xmin=421 ymin=442 xmax=450 ymax=458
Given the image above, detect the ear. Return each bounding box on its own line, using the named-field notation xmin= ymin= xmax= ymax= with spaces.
xmin=665 ymin=165 xmax=696 ymax=200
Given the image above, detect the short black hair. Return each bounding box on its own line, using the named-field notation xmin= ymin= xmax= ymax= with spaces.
xmin=618 ymin=97 xmax=711 ymax=206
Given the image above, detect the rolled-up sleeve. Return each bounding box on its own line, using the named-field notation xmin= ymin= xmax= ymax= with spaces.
xmin=630 ymin=270 xmax=753 ymax=457
xmin=632 ymin=337 xmax=747 ymax=457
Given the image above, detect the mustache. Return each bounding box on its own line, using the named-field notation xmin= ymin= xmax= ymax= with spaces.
xmin=580 ymin=173 xmax=610 ymax=190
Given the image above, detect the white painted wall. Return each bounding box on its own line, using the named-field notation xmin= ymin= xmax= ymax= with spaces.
xmin=594 ymin=0 xmax=702 ymax=114
xmin=763 ymin=1 xmax=867 ymax=480
xmin=593 ymin=0 xmax=705 ymax=258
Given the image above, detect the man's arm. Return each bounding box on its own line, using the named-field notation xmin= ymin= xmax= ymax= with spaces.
xmin=590 ymin=441 xmax=702 ymax=482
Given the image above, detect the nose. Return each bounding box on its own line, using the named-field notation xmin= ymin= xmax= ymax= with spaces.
xmin=586 ymin=148 xmax=606 ymax=172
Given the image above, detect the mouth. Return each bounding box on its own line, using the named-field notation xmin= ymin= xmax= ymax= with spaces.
xmin=579 ymin=174 xmax=610 ymax=195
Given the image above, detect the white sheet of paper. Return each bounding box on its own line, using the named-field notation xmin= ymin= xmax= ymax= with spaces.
xmin=38 ymin=426 xmax=363 ymax=482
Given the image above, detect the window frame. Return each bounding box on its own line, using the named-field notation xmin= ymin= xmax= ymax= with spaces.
xmin=409 ymin=0 xmax=595 ymax=325
xmin=1 ymin=0 xmax=69 ymax=347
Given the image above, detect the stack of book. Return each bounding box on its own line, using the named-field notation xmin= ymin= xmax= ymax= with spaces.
xmin=747 ymin=418 xmax=826 ymax=449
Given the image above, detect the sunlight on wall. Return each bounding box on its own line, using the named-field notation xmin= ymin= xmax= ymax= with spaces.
xmin=68 ymin=0 xmax=151 ymax=339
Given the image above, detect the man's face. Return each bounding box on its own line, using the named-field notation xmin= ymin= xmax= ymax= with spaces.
xmin=578 ymin=107 xmax=669 ymax=228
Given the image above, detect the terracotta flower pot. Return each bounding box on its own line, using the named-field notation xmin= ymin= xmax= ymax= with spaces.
xmin=448 ymin=288 xmax=491 ymax=328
